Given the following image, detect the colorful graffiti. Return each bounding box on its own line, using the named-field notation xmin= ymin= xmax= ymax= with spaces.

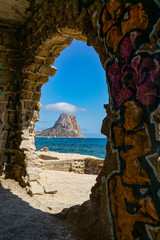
xmin=0 ymin=64 xmax=7 ymax=96
xmin=99 ymin=0 xmax=160 ymax=239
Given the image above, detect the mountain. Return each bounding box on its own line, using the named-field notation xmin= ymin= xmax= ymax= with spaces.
xmin=36 ymin=113 xmax=84 ymax=138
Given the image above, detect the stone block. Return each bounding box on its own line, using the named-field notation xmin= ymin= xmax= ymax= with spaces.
xmin=38 ymin=65 xmax=57 ymax=77
xmin=29 ymin=181 xmax=44 ymax=196
xmin=27 ymin=73 xmax=38 ymax=81
xmin=34 ymin=56 xmax=45 ymax=65
xmin=44 ymin=185 xmax=57 ymax=194
xmin=21 ymin=91 xmax=33 ymax=99
xmin=44 ymin=160 xmax=72 ymax=171
xmin=28 ymin=173 xmax=41 ymax=181
xmin=23 ymin=100 xmax=35 ymax=109
xmin=32 ymin=93 xmax=41 ymax=101
xmin=39 ymin=154 xmax=59 ymax=160
xmin=38 ymin=50 xmax=50 ymax=58
xmin=38 ymin=76 xmax=49 ymax=84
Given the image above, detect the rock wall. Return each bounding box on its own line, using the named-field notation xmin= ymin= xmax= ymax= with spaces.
xmin=99 ymin=1 xmax=160 ymax=239
xmin=0 ymin=27 xmax=27 ymax=181
xmin=0 ymin=0 xmax=159 ymax=239
xmin=18 ymin=0 xmax=108 ymax=187
xmin=37 ymin=154 xmax=103 ymax=175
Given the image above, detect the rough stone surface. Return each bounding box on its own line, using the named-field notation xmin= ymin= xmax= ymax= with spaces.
xmin=29 ymin=181 xmax=44 ymax=196
xmin=98 ymin=1 xmax=160 ymax=239
xmin=0 ymin=0 xmax=44 ymax=26
xmin=44 ymin=185 xmax=57 ymax=194
xmin=36 ymin=150 xmax=103 ymax=175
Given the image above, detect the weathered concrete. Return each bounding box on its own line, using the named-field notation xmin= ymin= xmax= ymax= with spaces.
xmin=36 ymin=150 xmax=103 ymax=175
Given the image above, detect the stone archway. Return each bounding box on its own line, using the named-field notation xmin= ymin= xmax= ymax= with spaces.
xmin=0 ymin=0 xmax=160 ymax=240
xmin=0 ymin=1 xmax=113 ymax=239
xmin=1 ymin=1 xmax=108 ymax=179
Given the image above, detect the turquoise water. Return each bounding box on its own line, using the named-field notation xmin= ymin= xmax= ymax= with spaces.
xmin=35 ymin=138 xmax=107 ymax=159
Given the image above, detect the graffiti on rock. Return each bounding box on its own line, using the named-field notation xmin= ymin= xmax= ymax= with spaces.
xmin=106 ymin=47 xmax=160 ymax=109
xmin=99 ymin=0 xmax=160 ymax=239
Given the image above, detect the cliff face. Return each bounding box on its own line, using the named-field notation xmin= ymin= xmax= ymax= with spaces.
xmin=36 ymin=113 xmax=84 ymax=138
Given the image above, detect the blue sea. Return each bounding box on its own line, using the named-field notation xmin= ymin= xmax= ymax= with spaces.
xmin=35 ymin=138 xmax=107 ymax=159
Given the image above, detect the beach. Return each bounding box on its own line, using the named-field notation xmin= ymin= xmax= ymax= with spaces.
xmin=0 ymin=158 xmax=97 ymax=239
xmin=0 ymin=148 xmax=104 ymax=239
xmin=26 ymin=149 xmax=103 ymax=196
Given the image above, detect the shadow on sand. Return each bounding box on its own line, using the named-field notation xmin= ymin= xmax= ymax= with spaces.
xmin=0 ymin=180 xmax=84 ymax=240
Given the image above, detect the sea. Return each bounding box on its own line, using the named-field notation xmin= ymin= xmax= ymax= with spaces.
xmin=35 ymin=138 xmax=107 ymax=159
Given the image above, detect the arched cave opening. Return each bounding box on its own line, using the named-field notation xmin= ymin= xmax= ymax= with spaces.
xmin=0 ymin=1 xmax=159 ymax=239
xmin=34 ymin=39 xmax=108 ymax=211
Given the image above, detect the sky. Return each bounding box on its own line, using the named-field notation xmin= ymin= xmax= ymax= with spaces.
xmin=35 ymin=39 xmax=108 ymax=138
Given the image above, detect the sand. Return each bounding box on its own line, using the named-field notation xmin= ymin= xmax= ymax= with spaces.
xmin=0 ymin=170 xmax=96 ymax=240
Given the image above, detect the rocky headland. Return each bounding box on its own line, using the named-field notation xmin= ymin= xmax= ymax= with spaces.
xmin=36 ymin=113 xmax=84 ymax=138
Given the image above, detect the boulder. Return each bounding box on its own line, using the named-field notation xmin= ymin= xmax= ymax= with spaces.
xmin=39 ymin=147 xmax=49 ymax=152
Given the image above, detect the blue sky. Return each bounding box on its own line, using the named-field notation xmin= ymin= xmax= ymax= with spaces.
xmin=35 ymin=39 xmax=108 ymax=138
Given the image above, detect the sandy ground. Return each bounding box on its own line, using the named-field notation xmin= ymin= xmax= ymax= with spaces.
xmin=0 ymin=171 xmax=96 ymax=240
xmin=36 ymin=170 xmax=97 ymax=213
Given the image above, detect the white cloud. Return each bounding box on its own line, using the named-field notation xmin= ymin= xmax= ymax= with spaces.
xmin=44 ymin=102 xmax=86 ymax=113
